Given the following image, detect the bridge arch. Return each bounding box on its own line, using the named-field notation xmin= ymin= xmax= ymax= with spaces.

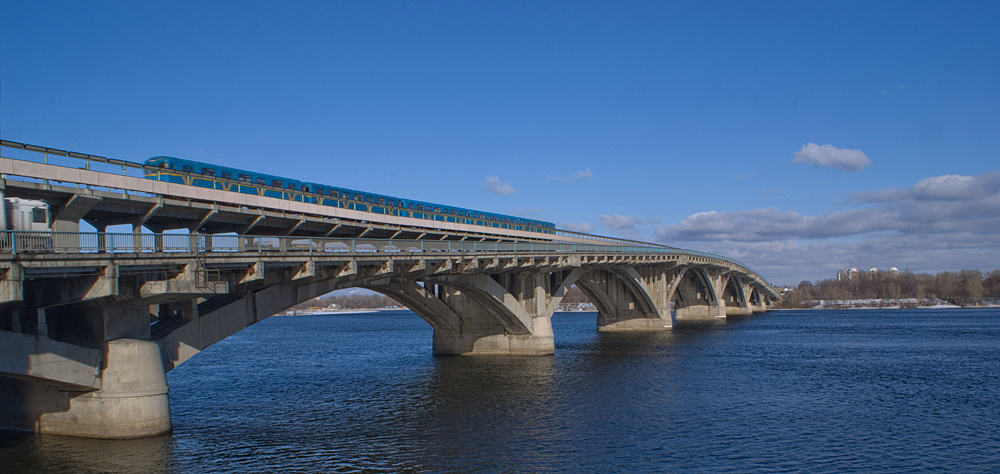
xmin=720 ymin=275 xmax=752 ymax=316
xmin=667 ymin=266 xmax=725 ymax=321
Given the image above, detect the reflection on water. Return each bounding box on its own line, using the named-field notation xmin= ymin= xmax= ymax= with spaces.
xmin=3 ymin=309 xmax=1000 ymax=473
xmin=0 ymin=431 xmax=174 ymax=474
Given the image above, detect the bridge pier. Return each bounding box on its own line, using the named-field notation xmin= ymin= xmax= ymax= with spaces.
xmin=35 ymin=339 xmax=172 ymax=438
xmin=668 ymin=267 xmax=728 ymax=322
xmin=674 ymin=304 xmax=727 ymax=320
xmin=574 ymin=267 xmax=673 ymax=332
xmin=432 ymin=324 xmax=555 ymax=356
xmin=419 ymin=272 xmax=557 ymax=356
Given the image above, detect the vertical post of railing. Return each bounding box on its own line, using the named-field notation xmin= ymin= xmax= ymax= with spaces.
xmin=351 ymin=239 xmax=356 ymax=254
xmin=11 ymin=232 xmax=17 ymax=256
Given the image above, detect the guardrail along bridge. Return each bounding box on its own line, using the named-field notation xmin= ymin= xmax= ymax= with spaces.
xmin=0 ymin=140 xmax=779 ymax=438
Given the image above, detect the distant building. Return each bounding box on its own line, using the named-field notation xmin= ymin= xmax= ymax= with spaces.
xmin=837 ymin=267 xmax=859 ymax=281
xmin=837 ymin=266 xmax=899 ymax=280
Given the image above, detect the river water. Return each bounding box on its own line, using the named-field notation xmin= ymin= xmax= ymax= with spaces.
xmin=2 ymin=308 xmax=1000 ymax=473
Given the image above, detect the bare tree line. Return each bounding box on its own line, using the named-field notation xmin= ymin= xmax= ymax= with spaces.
xmin=780 ymin=269 xmax=1000 ymax=308
xmin=289 ymin=293 xmax=403 ymax=311
xmin=289 ymin=286 xmax=594 ymax=312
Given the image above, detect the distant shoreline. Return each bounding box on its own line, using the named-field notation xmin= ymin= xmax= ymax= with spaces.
xmin=777 ymin=304 xmax=1000 ymax=311
xmin=277 ymin=308 xmax=409 ymax=316
xmin=280 ymin=307 xmax=599 ymax=316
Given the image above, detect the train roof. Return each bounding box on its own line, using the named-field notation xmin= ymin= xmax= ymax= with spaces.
xmin=145 ymin=156 xmax=555 ymax=227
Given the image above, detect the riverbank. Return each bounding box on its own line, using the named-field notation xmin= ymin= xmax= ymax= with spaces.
xmin=777 ymin=298 xmax=1000 ymax=310
xmin=277 ymin=308 xmax=409 ymax=316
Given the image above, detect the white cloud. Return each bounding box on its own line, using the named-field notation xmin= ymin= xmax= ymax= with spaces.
xmin=600 ymin=214 xmax=643 ymax=230
xmin=913 ymin=174 xmax=982 ymax=200
xmin=483 ymin=176 xmax=516 ymax=195
xmin=792 ymin=143 xmax=872 ymax=172
xmin=549 ymin=168 xmax=595 ymax=182
xmin=655 ymin=169 xmax=1000 ymax=283
xmin=560 ymin=222 xmax=594 ymax=233
xmin=847 ymin=170 xmax=1000 ymax=203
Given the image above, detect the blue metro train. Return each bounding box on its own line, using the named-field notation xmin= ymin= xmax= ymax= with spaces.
xmin=144 ymin=156 xmax=556 ymax=234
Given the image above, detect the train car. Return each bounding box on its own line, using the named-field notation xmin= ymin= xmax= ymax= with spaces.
xmin=0 ymin=191 xmax=53 ymax=251
xmin=144 ymin=156 xmax=556 ymax=234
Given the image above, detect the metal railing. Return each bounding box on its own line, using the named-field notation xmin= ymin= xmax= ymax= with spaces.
xmin=0 ymin=230 xmax=755 ymax=271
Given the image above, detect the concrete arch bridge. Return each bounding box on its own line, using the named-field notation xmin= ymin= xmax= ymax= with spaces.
xmin=1 ymin=233 xmax=777 ymax=438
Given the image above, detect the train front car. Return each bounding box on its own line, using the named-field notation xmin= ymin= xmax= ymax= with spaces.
xmin=143 ymin=156 xmax=555 ymax=235
xmin=144 ymin=157 xmax=186 ymax=184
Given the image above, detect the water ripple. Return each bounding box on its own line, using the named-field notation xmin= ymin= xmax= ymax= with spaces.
xmin=3 ymin=309 xmax=1000 ymax=472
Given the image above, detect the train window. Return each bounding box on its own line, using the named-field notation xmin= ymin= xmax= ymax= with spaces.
xmin=221 ymin=171 xmax=231 ymax=179
xmin=272 ymin=180 xmax=283 ymax=187
xmin=183 ymin=165 xmax=194 ymax=173
xmin=32 ymin=208 xmax=47 ymax=224
xmin=368 ymin=196 xmax=375 ymax=203
xmin=450 ymin=210 xmax=457 ymax=215
xmin=355 ymin=195 xmax=363 ymax=201
xmin=331 ymin=191 xmax=339 ymax=198
xmin=434 ymin=207 xmax=441 ymax=213
xmin=203 ymin=168 xmax=216 ymax=177
xmin=417 ymin=204 xmax=424 ymax=211
xmin=287 ymin=183 xmax=297 ymax=190
xmin=378 ymin=198 xmax=385 ymax=205
xmin=239 ymin=174 xmax=251 ymax=182
xmin=257 ymin=178 xmax=265 ymax=184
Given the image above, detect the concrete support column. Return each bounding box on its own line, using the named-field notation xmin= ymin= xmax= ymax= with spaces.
xmin=425 ymin=274 xmax=555 ymax=356
xmin=131 ymin=219 xmax=143 ymax=252
xmin=36 ymin=308 xmax=47 ymax=336
xmin=96 ymin=224 xmax=107 ymax=253
xmin=36 ymin=338 xmax=172 ymax=438
xmin=432 ymin=324 xmax=555 ymax=356
xmin=670 ymin=267 xmax=727 ymax=322
xmin=722 ymin=278 xmax=753 ymax=316
xmin=575 ymin=268 xmax=670 ymax=332
xmin=674 ymin=304 xmax=727 ymax=320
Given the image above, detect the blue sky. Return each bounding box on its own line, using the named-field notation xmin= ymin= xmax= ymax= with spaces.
xmin=2 ymin=1 xmax=998 ymax=283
